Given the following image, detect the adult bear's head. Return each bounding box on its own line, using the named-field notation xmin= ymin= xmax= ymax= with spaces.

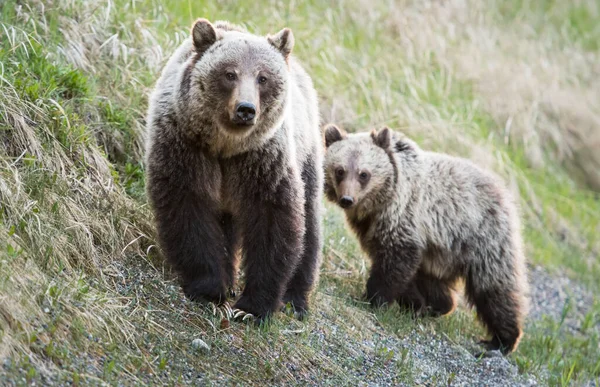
xmin=179 ymin=19 xmax=294 ymax=153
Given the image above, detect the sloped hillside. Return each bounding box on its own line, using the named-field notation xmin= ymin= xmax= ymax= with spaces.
xmin=1 ymin=0 xmax=599 ymax=385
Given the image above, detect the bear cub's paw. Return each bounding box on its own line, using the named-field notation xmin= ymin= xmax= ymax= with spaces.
xmin=477 ymin=337 xmax=516 ymax=356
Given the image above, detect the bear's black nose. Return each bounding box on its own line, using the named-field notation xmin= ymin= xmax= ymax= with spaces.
xmin=235 ymin=102 xmax=256 ymax=122
xmin=339 ymin=196 xmax=354 ymax=209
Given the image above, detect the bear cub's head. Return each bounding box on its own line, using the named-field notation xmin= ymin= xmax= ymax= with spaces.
xmin=323 ymin=124 xmax=417 ymax=213
xmin=186 ymin=19 xmax=294 ymax=137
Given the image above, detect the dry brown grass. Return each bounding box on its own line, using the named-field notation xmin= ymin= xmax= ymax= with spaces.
xmin=385 ymin=0 xmax=600 ymax=188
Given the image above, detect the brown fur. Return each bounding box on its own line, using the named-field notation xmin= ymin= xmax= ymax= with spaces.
xmin=145 ymin=19 xmax=322 ymax=321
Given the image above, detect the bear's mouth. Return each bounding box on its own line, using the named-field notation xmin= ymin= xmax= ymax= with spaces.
xmin=218 ymin=114 xmax=256 ymax=134
xmin=228 ymin=114 xmax=257 ymax=129
xmin=218 ymin=120 xmax=256 ymax=136
xmin=231 ymin=119 xmax=256 ymax=127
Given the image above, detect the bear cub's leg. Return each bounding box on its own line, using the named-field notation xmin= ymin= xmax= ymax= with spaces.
xmin=396 ymin=279 xmax=426 ymax=313
xmin=397 ymin=272 xmax=456 ymax=317
xmin=416 ymin=273 xmax=457 ymax=317
xmin=365 ymin=238 xmax=422 ymax=308
xmin=466 ymin=267 xmax=523 ymax=355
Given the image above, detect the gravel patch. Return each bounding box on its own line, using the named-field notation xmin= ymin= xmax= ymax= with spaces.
xmin=528 ymin=265 xmax=597 ymax=333
xmin=307 ymin=307 xmax=538 ymax=387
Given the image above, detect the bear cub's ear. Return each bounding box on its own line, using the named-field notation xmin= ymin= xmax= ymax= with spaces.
xmin=192 ymin=19 xmax=217 ymax=53
xmin=371 ymin=127 xmax=392 ymax=149
xmin=324 ymin=124 xmax=347 ymax=148
xmin=268 ymin=28 xmax=295 ymax=59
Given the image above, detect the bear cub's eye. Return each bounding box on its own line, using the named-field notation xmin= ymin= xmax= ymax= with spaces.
xmin=258 ymin=76 xmax=268 ymax=85
xmin=359 ymin=171 xmax=370 ymax=182
xmin=335 ymin=168 xmax=345 ymax=179
xmin=225 ymin=72 xmax=237 ymax=81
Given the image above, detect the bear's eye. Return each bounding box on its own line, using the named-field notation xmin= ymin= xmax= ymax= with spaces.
xmin=225 ymin=72 xmax=237 ymax=81
xmin=258 ymin=76 xmax=268 ymax=85
xmin=335 ymin=168 xmax=345 ymax=179
xmin=359 ymin=171 xmax=370 ymax=181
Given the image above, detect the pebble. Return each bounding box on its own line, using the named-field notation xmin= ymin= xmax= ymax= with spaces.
xmin=191 ymin=338 xmax=210 ymax=353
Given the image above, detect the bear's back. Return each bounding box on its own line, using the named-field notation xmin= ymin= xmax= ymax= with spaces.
xmin=410 ymin=151 xmax=516 ymax=247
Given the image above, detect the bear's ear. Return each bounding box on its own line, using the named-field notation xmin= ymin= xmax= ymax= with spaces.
xmin=371 ymin=127 xmax=391 ymax=149
xmin=191 ymin=19 xmax=217 ymax=53
xmin=268 ymin=28 xmax=294 ymax=60
xmin=324 ymin=124 xmax=347 ymax=148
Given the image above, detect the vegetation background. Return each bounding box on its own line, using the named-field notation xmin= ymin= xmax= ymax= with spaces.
xmin=0 ymin=0 xmax=599 ymax=385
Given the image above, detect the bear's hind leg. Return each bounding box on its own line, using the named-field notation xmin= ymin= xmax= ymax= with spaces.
xmin=282 ymin=160 xmax=322 ymax=319
xmin=466 ymin=264 xmax=524 ymax=355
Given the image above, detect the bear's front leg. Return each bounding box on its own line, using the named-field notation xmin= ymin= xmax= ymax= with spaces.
xmin=233 ymin=168 xmax=306 ymax=321
xmin=282 ymin=158 xmax=323 ymax=319
xmin=366 ymin=238 xmax=421 ymax=308
xmin=147 ymin=146 xmax=228 ymax=304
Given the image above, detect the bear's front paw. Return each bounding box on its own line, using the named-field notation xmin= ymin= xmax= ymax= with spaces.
xmin=233 ymin=295 xmax=275 ymax=324
xmin=182 ymin=277 xmax=227 ymax=305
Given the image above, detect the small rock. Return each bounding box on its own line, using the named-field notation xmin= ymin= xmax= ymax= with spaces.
xmin=191 ymin=338 xmax=210 ymax=353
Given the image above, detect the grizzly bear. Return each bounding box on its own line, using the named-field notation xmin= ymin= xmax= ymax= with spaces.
xmin=145 ymin=19 xmax=322 ymax=321
xmin=323 ymin=125 xmax=529 ymax=354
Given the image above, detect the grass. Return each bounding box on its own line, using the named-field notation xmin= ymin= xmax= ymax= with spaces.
xmin=497 ymin=0 xmax=600 ymax=51
xmin=1 ymin=0 xmax=599 ymax=385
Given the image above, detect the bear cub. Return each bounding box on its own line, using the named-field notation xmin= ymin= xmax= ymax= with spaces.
xmin=324 ymin=124 xmax=529 ymax=354
xmin=145 ymin=19 xmax=322 ymax=321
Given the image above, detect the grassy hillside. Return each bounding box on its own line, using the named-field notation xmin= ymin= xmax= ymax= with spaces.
xmin=1 ymin=0 xmax=599 ymax=385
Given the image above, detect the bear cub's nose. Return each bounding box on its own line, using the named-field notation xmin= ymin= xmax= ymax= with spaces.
xmin=235 ymin=102 xmax=256 ymax=122
xmin=339 ymin=196 xmax=354 ymax=209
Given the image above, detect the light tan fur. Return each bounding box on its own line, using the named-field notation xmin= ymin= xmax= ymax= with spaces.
xmin=324 ymin=125 xmax=529 ymax=354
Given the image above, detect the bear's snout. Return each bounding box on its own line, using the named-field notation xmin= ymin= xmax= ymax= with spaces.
xmin=339 ymin=195 xmax=354 ymax=209
xmin=233 ymin=102 xmax=257 ymax=125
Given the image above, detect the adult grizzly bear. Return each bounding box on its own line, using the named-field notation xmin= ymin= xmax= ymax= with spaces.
xmin=145 ymin=19 xmax=322 ymax=321
xmin=323 ymin=125 xmax=529 ymax=354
